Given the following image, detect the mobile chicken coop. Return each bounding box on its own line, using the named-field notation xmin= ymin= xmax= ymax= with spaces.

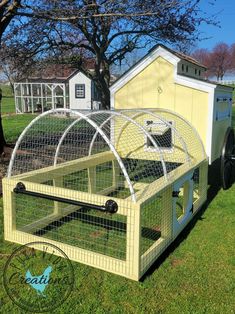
xmin=3 ymin=108 xmax=209 ymax=280
xmin=3 ymin=44 xmax=235 ymax=281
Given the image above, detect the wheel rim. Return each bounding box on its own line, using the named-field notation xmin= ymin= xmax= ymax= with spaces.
xmin=221 ymin=127 xmax=235 ymax=190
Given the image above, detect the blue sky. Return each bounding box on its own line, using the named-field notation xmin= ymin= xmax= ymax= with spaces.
xmin=197 ymin=0 xmax=235 ymax=49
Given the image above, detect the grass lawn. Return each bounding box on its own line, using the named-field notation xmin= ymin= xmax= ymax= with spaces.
xmin=2 ymin=114 xmax=36 ymax=143
xmin=0 ymin=111 xmax=235 ymax=313
xmin=1 ymin=97 xmax=15 ymax=114
xmin=0 ymin=84 xmax=15 ymax=114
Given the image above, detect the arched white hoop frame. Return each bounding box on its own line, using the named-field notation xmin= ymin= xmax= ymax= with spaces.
xmin=7 ymin=108 xmax=205 ymax=203
xmin=86 ymin=110 xmax=168 ymax=173
xmin=53 ymin=110 xmax=168 ymax=180
xmin=85 ymin=110 xmax=190 ymax=177
xmin=150 ymin=108 xmax=206 ymax=159
xmin=7 ymin=109 xmax=136 ymax=201
xmin=117 ymin=109 xmax=190 ymax=164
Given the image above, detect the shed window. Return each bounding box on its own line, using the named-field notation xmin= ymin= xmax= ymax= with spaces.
xmin=75 ymin=84 xmax=85 ymax=98
xmin=146 ymin=121 xmax=173 ymax=150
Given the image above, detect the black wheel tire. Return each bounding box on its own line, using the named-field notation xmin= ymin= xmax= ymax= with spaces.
xmin=221 ymin=127 xmax=235 ymax=190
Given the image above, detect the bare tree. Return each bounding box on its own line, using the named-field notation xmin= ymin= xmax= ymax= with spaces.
xmin=0 ymin=43 xmax=39 ymax=92
xmin=7 ymin=0 xmax=217 ymax=109
xmin=192 ymin=43 xmax=233 ymax=81
xmin=0 ymin=0 xmax=217 ymax=154
xmin=209 ymin=43 xmax=232 ymax=81
xmin=0 ymin=0 xmax=22 ymax=154
xmin=0 ymin=0 xmax=21 ymax=42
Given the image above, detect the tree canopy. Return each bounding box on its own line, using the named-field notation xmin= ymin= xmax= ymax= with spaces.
xmin=192 ymin=42 xmax=235 ymax=81
xmin=0 ymin=0 xmax=217 ymax=153
xmin=2 ymin=0 xmax=217 ymax=108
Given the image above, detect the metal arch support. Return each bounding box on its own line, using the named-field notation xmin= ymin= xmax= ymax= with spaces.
xmin=54 ymin=116 xmax=85 ymax=165
xmin=88 ymin=112 xmax=142 ymax=156
xmin=151 ymin=108 xmax=206 ymax=159
xmin=8 ymin=108 xmax=137 ymax=202
xmin=86 ymin=110 xmax=168 ymax=181
xmin=7 ymin=109 xmax=61 ymax=178
xmin=118 ymin=109 xmax=191 ymax=164
xmin=55 ymin=111 xmax=136 ymax=202
xmin=54 ymin=111 xmax=168 ymax=181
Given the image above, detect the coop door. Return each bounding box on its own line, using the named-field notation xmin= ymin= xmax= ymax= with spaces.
xmin=172 ymin=171 xmax=194 ymax=237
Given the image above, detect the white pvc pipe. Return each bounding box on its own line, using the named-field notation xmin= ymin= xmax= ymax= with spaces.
xmin=152 ymin=108 xmax=206 ymax=159
xmin=119 ymin=109 xmax=191 ymax=164
xmin=8 ymin=108 xmax=137 ymax=202
xmin=86 ymin=111 xmax=169 ymax=181
xmin=7 ymin=109 xmax=62 ymax=178
xmin=54 ymin=116 xmax=85 ymax=165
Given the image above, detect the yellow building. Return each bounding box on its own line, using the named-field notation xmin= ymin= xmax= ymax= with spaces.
xmin=110 ymin=44 xmax=233 ymax=165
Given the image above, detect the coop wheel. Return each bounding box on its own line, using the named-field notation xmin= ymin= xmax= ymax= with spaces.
xmin=220 ymin=127 xmax=235 ymax=190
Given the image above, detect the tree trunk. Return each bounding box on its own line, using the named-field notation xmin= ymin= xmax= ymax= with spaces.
xmin=0 ymin=92 xmax=6 ymax=153
xmin=99 ymin=85 xmax=110 ymax=110
xmin=0 ymin=116 xmax=6 ymax=154
xmin=94 ymin=72 xmax=111 ymax=110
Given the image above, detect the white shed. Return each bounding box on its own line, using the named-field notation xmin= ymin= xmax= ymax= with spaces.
xmin=14 ymin=68 xmax=101 ymax=113
xmin=68 ymin=70 xmax=101 ymax=111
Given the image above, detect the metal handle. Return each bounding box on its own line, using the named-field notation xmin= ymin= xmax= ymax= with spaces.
xmin=13 ymin=182 xmax=118 ymax=214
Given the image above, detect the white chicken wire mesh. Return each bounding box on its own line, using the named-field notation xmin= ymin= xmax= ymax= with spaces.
xmin=8 ymin=108 xmax=205 ymax=202
xmin=14 ymin=193 xmax=128 ymax=260
xmin=4 ymin=108 xmax=208 ymax=280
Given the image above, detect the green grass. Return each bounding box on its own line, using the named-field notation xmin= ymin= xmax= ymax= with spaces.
xmin=0 ymin=186 xmax=235 ymax=313
xmin=1 ymin=97 xmax=15 ymax=114
xmin=0 ymin=84 xmax=15 ymax=114
xmin=2 ymin=114 xmax=36 ymax=143
xmin=0 ymin=110 xmax=235 ymax=313
xmin=0 ymin=84 xmax=13 ymax=98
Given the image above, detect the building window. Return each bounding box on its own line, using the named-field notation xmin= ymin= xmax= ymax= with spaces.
xmin=75 ymin=84 xmax=85 ymax=98
xmin=182 ymin=64 xmax=185 ymax=72
xmin=145 ymin=120 xmax=173 ymax=150
xmin=195 ymin=68 xmax=198 ymax=75
xmin=199 ymin=70 xmax=201 ymax=76
xmin=186 ymin=65 xmax=189 ymax=73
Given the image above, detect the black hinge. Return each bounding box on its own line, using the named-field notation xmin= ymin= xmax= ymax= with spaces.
xmin=172 ymin=190 xmax=180 ymax=198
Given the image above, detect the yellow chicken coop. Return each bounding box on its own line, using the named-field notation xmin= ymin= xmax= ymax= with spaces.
xmin=110 ymin=44 xmax=234 ymax=188
xmin=2 ymin=45 xmax=235 ymax=281
xmin=3 ymin=108 xmax=209 ymax=281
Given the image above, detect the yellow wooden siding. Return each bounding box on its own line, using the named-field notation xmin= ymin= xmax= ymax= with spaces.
xmin=114 ymin=56 xmax=209 ymax=149
xmin=158 ymin=57 xmax=175 ymax=110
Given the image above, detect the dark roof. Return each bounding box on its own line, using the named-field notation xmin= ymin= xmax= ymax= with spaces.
xmin=16 ymin=61 xmax=96 ymax=83
xmin=111 ymin=44 xmax=209 ymax=87
xmin=18 ymin=77 xmax=70 ymax=83
xmin=149 ymin=44 xmax=207 ymax=69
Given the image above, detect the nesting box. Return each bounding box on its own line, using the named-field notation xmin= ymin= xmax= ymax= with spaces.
xmin=3 ymin=108 xmax=208 ymax=280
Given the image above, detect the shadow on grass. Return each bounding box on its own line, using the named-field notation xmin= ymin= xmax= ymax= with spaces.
xmin=140 ymin=158 xmax=225 ymax=281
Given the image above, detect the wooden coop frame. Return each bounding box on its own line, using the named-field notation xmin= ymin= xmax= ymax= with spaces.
xmin=3 ymin=108 xmax=208 ymax=280
xmin=14 ymin=82 xmax=69 ymax=113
